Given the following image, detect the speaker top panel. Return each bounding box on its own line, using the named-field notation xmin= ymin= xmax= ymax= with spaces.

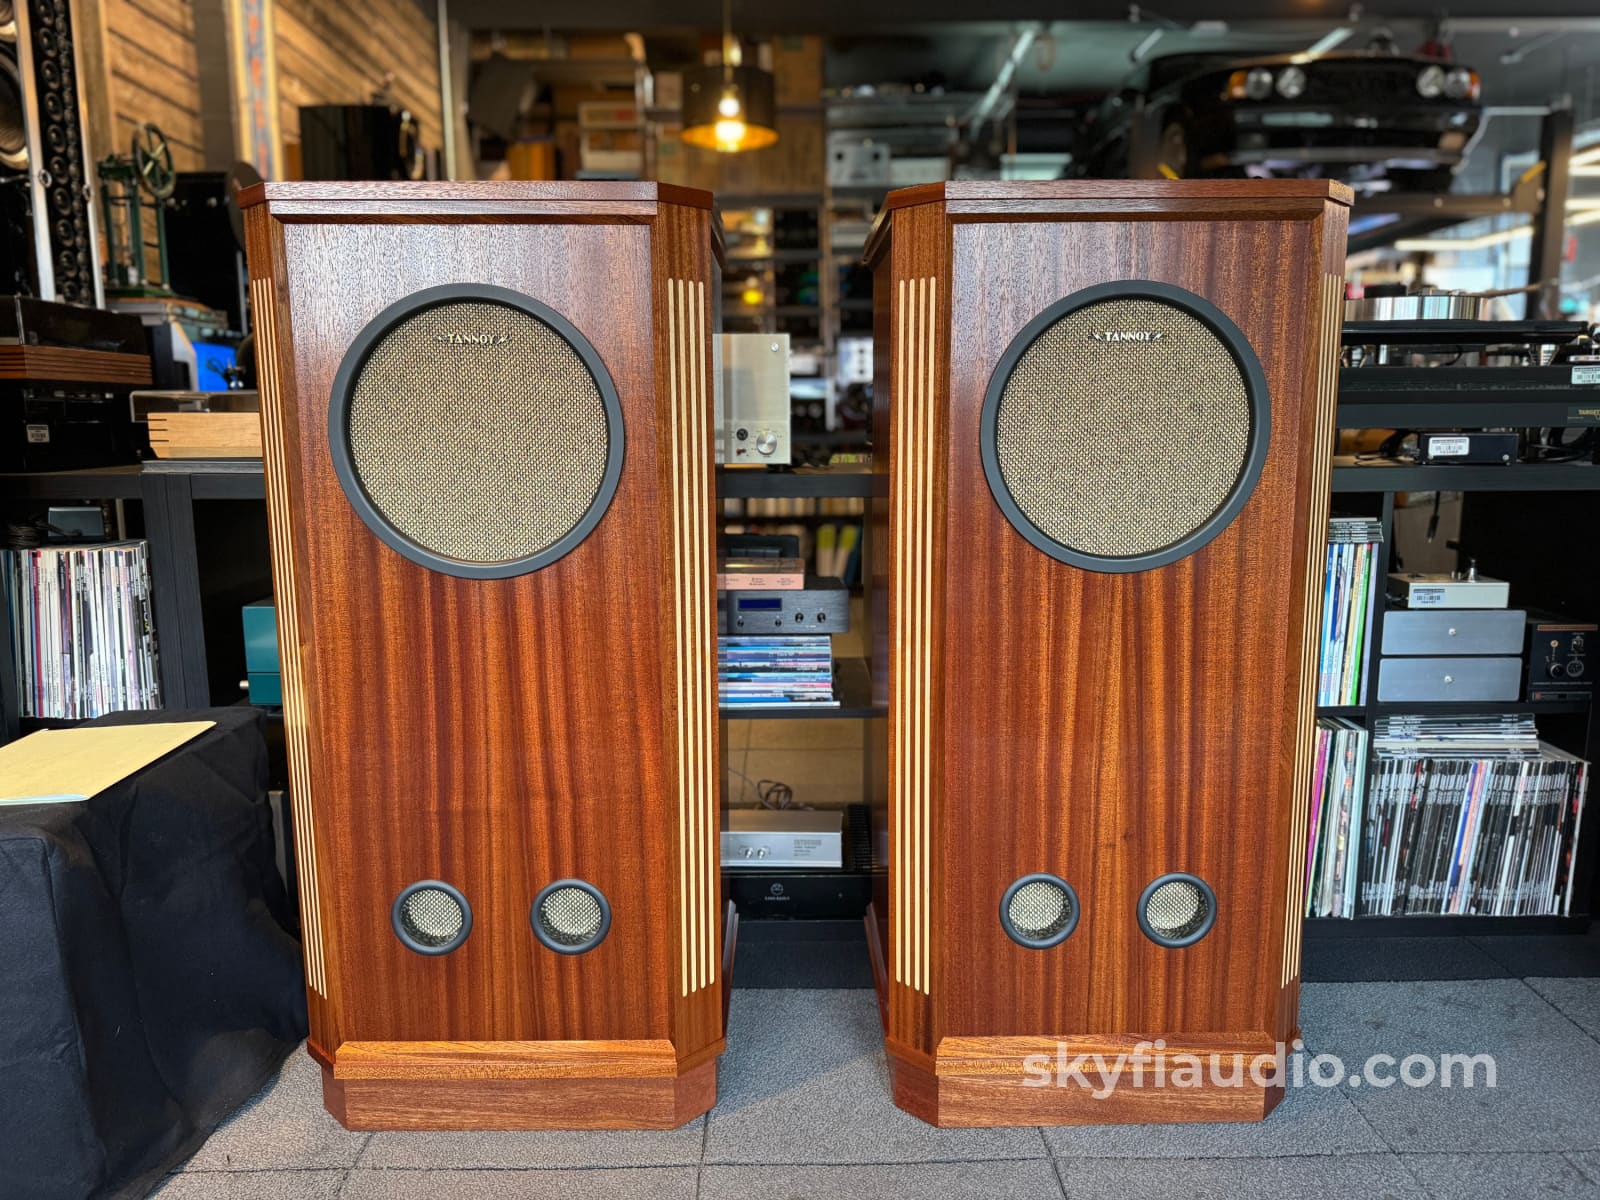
xmin=979 ymin=280 xmax=1270 ymax=573
xmin=327 ymin=282 xmax=625 ymax=579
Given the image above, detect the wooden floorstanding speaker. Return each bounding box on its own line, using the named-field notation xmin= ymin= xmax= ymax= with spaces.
xmin=863 ymin=180 xmax=1351 ymax=1126
xmin=241 ymin=182 xmax=726 ymax=1130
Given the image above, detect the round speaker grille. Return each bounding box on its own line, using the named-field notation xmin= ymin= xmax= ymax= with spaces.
xmin=980 ymin=282 xmax=1268 ymax=572
xmin=329 ymin=285 xmax=624 ymax=579
xmin=1138 ymin=873 xmax=1217 ymax=947
xmin=531 ymin=880 xmax=612 ymax=954
xmin=392 ymin=881 xmax=472 ymax=955
xmin=999 ymin=873 xmax=1080 ymax=949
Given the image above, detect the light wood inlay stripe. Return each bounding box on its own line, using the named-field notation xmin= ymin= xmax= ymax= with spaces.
xmin=252 ymin=275 xmax=327 ymax=999
xmin=893 ymin=275 xmax=936 ymax=995
xmin=671 ymin=277 xmax=716 ymax=996
xmin=1283 ymin=272 xmax=1344 ymax=988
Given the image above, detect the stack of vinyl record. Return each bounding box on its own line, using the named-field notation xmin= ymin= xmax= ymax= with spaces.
xmin=1357 ymin=715 xmax=1589 ymax=917
xmin=1307 ymin=716 xmax=1371 ymax=919
xmin=1317 ymin=514 xmax=1384 ymax=706
xmin=717 ymin=634 xmax=837 ymax=708
xmin=3 ymin=541 xmax=163 ymax=719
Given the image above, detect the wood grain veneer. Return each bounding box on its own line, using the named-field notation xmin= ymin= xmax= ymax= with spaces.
xmin=243 ymin=181 xmax=724 ymax=1129
xmin=866 ymin=180 xmax=1349 ymax=1127
xmin=0 ymin=345 xmax=152 ymax=385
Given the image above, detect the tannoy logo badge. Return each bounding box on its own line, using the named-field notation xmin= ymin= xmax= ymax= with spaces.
xmin=435 ymin=332 xmax=510 ymax=346
xmin=1092 ymin=330 xmax=1165 ymax=343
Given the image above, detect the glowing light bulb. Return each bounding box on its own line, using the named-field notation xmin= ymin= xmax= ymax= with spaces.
xmin=717 ymin=92 xmax=743 ymax=119
xmin=714 ymin=117 xmax=747 ymax=149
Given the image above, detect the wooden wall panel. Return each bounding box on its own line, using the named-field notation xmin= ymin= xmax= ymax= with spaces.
xmin=274 ymin=0 xmax=441 ymax=153
xmin=103 ymin=0 xmax=205 ymax=169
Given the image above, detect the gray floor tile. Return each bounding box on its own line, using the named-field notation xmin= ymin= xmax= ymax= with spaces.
xmin=1042 ymin=1066 xmax=1386 ymax=1158
xmin=358 ymin=1118 xmax=706 ymax=1170
xmin=701 ymin=1161 xmax=1065 ymax=1200
xmin=1054 ymin=1153 xmax=1426 ymax=1200
xmin=183 ymin=1048 xmax=368 ymax=1171
xmin=149 ymin=1170 xmax=345 ymax=1199
xmin=1401 ymin=1152 xmax=1600 ymax=1199
xmin=340 ymin=1167 xmax=696 ymax=1199
xmin=1570 ymin=1155 xmax=1600 ymax=1186
xmin=1528 ymin=976 xmax=1600 ymax=1042
xmin=705 ymin=989 xmax=1046 ymax=1164
xmin=1299 ymin=979 xmax=1600 ymax=1152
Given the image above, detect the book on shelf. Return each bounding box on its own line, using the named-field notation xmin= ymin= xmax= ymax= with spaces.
xmin=2 ymin=541 xmax=162 ymax=721
xmin=1307 ymin=716 xmax=1370 ymax=919
xmin=1317 ymin=515 xmax=1384 ymax=708
xmin=1354 ymin=714 xmax=1589 ymax=918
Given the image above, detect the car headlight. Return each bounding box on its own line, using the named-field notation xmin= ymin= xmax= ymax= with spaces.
xmin=1245 ymin=67 xmax=1274 ymax=100
xmin=1416 ymin=65 xmax=1446 ymax=99
xmin=1444 ymin=67 xmax=1479 ymax=101
xmin=1276 ymin=66 xmax=1307 ymax=100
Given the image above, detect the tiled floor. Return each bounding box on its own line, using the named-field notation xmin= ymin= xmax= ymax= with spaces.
xmin=154 ymin=966 xmax=1600 ymax=1200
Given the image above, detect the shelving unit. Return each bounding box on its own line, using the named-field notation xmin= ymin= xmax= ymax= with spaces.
xmin=1307 ymin=373 xmax=1600 ymax=935
xmin=717 ymin=464 xmax=880 ymax=926
xmin=0 ymin=462 xmax=270 ymax=744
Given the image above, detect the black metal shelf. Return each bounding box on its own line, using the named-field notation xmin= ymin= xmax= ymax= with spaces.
xmin=720 ymin=657 xmax=881 ymax=721
xmin=1318 ymin=698 xmax=1592 ymax=718
xmin=1306 ymin=914 xmax=1589 ymax=937
xmin=0 ymin=464 xmax=145 ymax=499
xmin=1331 ymin=461 xmax=1600 ymax=493
xmin=717 ymin=465 xmax=875 ymax=499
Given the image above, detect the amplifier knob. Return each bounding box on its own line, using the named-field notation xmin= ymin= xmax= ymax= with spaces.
xmin=1567 ymin=660 xmax=1585 ymax=679
xmin=1442 ymin=675 xmax=1454 ymax=685
xmin=756 ymin=431 xmax=779 ymax=456
xmin=755 ymin=847 xmax=769 ymax=859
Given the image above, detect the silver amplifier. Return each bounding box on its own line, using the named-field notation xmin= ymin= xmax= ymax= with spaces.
xmin=720 ymin=333 xmax=790 ymax=465
xmin=721 ymin=809 xmax=843 ymax=869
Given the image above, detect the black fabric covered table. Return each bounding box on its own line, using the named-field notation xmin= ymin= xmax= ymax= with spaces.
xmin=0 ymin=708 xmax=308 ymax=1200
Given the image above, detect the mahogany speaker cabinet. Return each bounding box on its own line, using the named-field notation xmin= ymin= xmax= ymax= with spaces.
xmin=863 ymin=180 xmax=1351 ymax=1126
xmin=241 ymin=182 xmax=726 ymax=1130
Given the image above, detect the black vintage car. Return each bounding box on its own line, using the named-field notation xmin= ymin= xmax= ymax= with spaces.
xmin=1075 ymin=49 xmax=1483 ymax=191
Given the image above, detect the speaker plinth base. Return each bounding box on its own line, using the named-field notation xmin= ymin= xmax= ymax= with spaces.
xmin=885 ymin=1035 xmax=1284 ymax=1128
xmin=319 ymin=1039 xmax=720 ymax=1130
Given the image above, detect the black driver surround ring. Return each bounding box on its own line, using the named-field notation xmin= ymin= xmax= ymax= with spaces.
xmin=1137 ymin=872 xmax=1219 ymax=948
xmin=999 ymin=872 xmax=1082 ymax=950
xmin=391 ymin=879 xmax=473 ymax=956
xmin=530 ymin=878 xmax=614 ymax=956
xmin=326 ymin=282 xmax=626 ymax=580
xmin=978 ymin=279 xmax=1271 ymax=574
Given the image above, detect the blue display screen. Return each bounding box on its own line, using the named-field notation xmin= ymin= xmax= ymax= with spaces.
xmin=194 ymin=342 xmax=238 ymax=391
xmin=737 ymin=598 xmax=782 ymax=611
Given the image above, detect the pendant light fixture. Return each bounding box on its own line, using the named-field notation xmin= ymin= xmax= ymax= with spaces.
xmin=680 ymin=0 xmax=777 ymax=153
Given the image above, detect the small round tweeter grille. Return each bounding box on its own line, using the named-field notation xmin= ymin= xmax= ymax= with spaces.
xmin=531 ymin=880 xmax=612 ymax=954
xmin=392 ymin=880 xmax=472 ymax=955
xmin=328 ymin=283 xmax=624 ymax=579
xmin=1139 ymin=873 xmax=1217 ymax=947
xmin=999 ymin=873 xmax=1080 ymax=949
xmin=979 ymin=281 xmax=1269 ymax=573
